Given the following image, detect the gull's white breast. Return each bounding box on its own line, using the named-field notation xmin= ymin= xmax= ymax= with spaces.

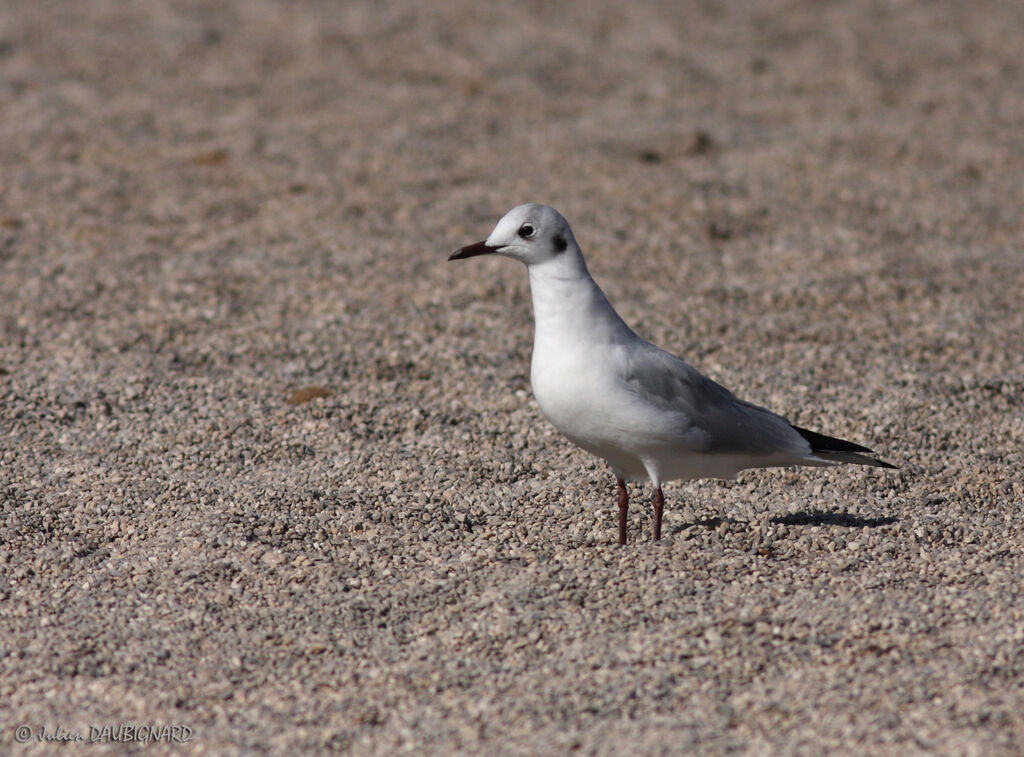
xmin=531 ymin=342 xmax=657 ymax=480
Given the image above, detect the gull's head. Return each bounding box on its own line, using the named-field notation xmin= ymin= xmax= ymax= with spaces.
xmin=449 ymin=204 xmax=578 ymax=267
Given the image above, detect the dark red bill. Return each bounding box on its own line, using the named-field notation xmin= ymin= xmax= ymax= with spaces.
xmin=449 ymin=241 xmax=503 ymax=260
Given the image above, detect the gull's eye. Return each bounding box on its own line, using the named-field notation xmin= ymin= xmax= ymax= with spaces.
xmin=518 ymin=223 xmax=536 ymax=239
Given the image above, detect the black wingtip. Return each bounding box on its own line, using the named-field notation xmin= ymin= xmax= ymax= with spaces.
xmin=792 ymin=424 xmax=898 ymax=469
xmin=792 ymin=425 xmax=871 ymax=453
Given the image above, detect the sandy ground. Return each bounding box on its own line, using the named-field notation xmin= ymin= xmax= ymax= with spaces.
xmin=2 ymin=0 xmax=1024 ymax=754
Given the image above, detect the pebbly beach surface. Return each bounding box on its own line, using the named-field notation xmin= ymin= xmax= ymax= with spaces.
xmin=2 ymin=1 xmax=1023 ymax=754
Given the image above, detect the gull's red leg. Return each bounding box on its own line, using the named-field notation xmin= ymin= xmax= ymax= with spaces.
xmin=616 ymin=477 xmax=628 ymax=546
xmin=652 ymin=486 xmax=664 ymax=541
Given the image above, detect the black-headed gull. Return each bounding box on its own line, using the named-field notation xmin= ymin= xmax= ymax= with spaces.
xmin=450 ymin=204 xmax=896 ymax=545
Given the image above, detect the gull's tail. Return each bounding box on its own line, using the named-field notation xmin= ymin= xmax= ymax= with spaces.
xmin=793 ymin=425 xmax=897 ymax=469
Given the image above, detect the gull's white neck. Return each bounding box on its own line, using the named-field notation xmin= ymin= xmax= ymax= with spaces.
xmin=525 ymin=246 xmax=635 ymax=354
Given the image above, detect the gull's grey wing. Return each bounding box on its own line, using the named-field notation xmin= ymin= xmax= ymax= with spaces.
xmin=622 ymin=346 xmax=810 ymax=457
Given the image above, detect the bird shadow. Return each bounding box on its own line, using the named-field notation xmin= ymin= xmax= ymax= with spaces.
xmin=770 ymin=510 xmax=897 ymax=528
xmin=678 ymin=511 xmax=896 ymax=531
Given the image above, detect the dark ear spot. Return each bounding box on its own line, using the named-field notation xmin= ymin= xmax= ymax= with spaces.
xmin=554 ymin=234 xmax=567 ymax=252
